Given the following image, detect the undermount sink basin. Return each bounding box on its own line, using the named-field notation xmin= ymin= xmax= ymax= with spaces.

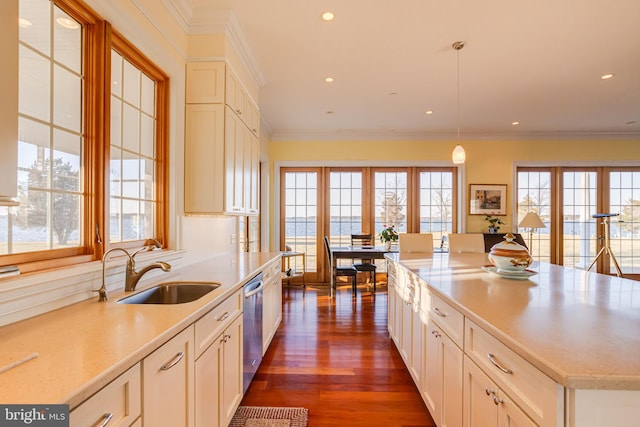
xmin=117 ymin=282 xmax=221 ymax=305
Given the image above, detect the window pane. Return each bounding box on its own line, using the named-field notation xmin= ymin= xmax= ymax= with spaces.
xmin=609 ymin=170 xmax=640 ymax=275
xmin=123 ymin=59 xmax=140 ymax=108
xmin=19 ymin=0 xmax=51 ymax=57
xmin=53 ymin=64 xmax=81 ymax=132
xmin=374 ymin=171 xmax=407 ymax=235
xmin=52 ymin=129 xmax=81 ymax=192
xmin=19 ymin=45 xmax=50 ymax=122
xmin=329 ymin=171 xmax=362 ymax=248
xmin=53 ymin=6 xmax=81 ymax=72
xmin=141 ymin=73 xmax=155 ymax=115
xmin=122 ymin=103 xmax=140 ymax=152
xmin=52 ymin=193 xmax=80 ymax=248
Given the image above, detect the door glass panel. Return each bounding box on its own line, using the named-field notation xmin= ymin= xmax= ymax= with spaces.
xmin=563 ymin=171 xmax=597 ymax=269
xmin=374 ymin=171 xmax=407 ymax=237
xmin=609 ymin=171 xmax=640 ymax=275
xmin=329 ymin=171 xmax=363 ymax=248
xmin=283 ymin=172 xmax=318 ymax=273
xmin=517 ymin=171 xmax=551 ymax=263
xmin=419 ymin=171 xmax=453 ymax=249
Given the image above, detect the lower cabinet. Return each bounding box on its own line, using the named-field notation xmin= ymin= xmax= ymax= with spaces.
xmin=463 ymin=355 xmax=536 ymax=427
xmin=195 ymin=305 xmax=243 ymax=427
xmin=424 ymin=319 xmax=463 ymax=427
xmin=262 ymin=258 xmax=282 ymax=354
xmin=143 ymin=325 xmax=195 ymax=427
xmin=70 ymin=363 xmax=141 ymax=427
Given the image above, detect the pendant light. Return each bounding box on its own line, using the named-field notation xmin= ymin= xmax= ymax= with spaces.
xmin=452 ymin=41 xmax=466 ymax=164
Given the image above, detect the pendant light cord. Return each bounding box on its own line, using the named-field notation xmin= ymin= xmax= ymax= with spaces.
xmin=453 ymin=41 xmax=464 ymax=141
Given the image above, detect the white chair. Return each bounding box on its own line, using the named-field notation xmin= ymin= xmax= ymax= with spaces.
xmin=447 ymin=233 xmax=485 ymax=253
xmin=399 ymin=233 xmax=434 ymax=253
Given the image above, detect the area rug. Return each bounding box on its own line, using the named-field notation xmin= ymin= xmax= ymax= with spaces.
xmin=229 ymin=406 xmax=309 ymax=427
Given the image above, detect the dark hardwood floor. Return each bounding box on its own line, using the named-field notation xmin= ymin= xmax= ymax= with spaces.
xmin=241 ymin=284 xmax=437 ymax=427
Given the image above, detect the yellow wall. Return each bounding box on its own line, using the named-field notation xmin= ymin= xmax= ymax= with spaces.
xmin=269 ymin=138 xmax=640 ymax=242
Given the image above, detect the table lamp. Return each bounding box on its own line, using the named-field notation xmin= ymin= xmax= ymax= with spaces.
xmin=518 ymin=212 xmax=546 ymax=254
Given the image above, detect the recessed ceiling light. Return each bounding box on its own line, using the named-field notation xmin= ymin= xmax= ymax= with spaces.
xmin=626 ymin=120 xmax=637 ymax=125
xmin=18 ymin=18 xmax=32 ymax=28
xmin=324 ymin=77 xmax=334 ymax=83
xmin=326 ymin=111 xmax=335 ymax=115
xmin=322 ymin=12 xmax=334 ymax=21
xmin=389 ymin=92 xmax=398 ymax=96
xmin=601 ymin=73 xmax=615 ymax=80
xmin=425 ymin=111 xmax=433 ymax=115
xmin=56 ymin=17 xmax=80 ymax=30
xmin=512 ymin=121 xmax=520 ymax=125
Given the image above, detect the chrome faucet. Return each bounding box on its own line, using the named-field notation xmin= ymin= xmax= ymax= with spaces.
xmin=95 ymin=242 xmax=171 ymax=301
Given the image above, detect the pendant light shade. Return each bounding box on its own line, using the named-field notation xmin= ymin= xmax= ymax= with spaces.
xmin=452 ymin=41 xmax=465 ymax=164
xmin=452 ymin=144 xmax=466 ymax=164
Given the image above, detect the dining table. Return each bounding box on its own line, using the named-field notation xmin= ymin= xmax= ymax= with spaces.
xmin=328 ymin=245 xmax=395 ymax=295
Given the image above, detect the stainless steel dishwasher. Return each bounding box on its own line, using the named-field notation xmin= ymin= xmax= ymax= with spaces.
xmin=243 ymin=272 xmax=264 ymax=393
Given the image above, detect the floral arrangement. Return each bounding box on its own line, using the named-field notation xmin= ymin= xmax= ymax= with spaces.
xmin=484 ymin=214 xmax=505 ymax=232
xmin=380 ymin=225 xmax=399 ymax=243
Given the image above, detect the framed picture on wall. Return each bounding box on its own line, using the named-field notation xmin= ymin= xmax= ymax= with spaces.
xmin=469 ymin=184 xmax=507 ymax=215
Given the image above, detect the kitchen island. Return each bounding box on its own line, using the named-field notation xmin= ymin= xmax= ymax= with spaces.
xmin=386 ymin=252 xmax=640 ymax=427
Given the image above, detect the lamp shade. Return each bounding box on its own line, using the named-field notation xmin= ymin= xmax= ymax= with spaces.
xmin=518 ymin=212 xmax=545 ymax=229
xmin=452 ymin=144 xmax=466 ymax=164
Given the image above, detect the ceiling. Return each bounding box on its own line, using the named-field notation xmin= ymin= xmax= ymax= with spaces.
xmin=167 ymin=0 xmax=640 ymax=141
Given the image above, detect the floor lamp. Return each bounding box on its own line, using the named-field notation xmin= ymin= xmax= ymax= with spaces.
xmin=518 ymin=212 xmax=546 ymax=255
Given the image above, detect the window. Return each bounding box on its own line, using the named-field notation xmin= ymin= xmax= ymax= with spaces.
xmin=281 ymin=166 xmax=458 ymax=282
xmin=517 ymin=166 xmax=640 ymax=278
xmin=1 ymin=0 xmax=168 ymax=272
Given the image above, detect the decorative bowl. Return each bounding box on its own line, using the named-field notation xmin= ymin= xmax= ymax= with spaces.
xmin=488 ymin=232 xmax=532 ymax=271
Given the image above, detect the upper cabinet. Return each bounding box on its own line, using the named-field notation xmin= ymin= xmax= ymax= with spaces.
xmin=185 ymin=61 xmax=260 ymax=216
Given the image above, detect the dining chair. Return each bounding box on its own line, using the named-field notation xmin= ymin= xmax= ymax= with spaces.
xmin=324 ymin=236 xmax=358 ymax=296
xmin=350 ymin=234 xmax=378 ymax=291
xmin=447 ymin=233 xmax=485 ymax=253
xmin=399 ymin=233 xmax=434 ymax=253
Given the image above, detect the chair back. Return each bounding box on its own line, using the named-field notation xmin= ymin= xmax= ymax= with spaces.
xmin=447 ymin=233 xmax=485 ymax=253
xmin=350 ymin=234 xmax=374 ymax=247
xmin=323 ymin=235 xmax=333 ymax=266
xmin=399 ymin=233 xmax=434 ymax=253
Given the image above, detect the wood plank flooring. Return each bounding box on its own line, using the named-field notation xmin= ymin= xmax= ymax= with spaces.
xmin=241 ymin=285 xmax=437 ymax=427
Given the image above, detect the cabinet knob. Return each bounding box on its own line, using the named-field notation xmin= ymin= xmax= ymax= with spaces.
xmin=493 ymin=395 xmax=504 ymax=406
xmin=484 ymin=387 xmax=495 ymax=396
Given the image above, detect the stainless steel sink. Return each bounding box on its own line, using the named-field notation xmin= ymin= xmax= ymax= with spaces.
xmin=117 ymin=282 xmax=221 ymax=304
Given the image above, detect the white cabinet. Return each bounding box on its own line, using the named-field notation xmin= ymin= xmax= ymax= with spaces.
xmin=425 ymin=318 xmax=463 ymax=427
xmin=463 ymin=355 xmax=536 ymax=427
xmin=464 ymin=319 xmax=563 ymax=426
xmin=142 ymin=326 xmax=194 ymax=427
xmin=194 ymin=289 xmax=244 ymax=427
xmin=70 ymin=363 xmax=141 ymax=427
xmin=184 ymin=104 xmax=225 ymax=214
xmin=185 ymin=61 xmax=260 ymax=216
xmin=263 ymin=258 xmax=282 ymax=354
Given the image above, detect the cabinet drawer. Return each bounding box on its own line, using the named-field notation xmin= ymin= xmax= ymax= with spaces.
xmin=429 ymin=293 xmax=464 ymax=348
xmin=195 ymin=289 xmax=242 ymax=358
xmin=465 ymin=319 xmax=563 ymax=426
xmin=263 ymin=259 xmax=281 ymax=285
xmin=70 ymin=363 xmax=141 ymax=427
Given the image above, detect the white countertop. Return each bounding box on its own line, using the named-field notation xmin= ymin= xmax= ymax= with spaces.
xmin=0 ymin=251 xmax=281 ymax=407
xmin=388 ymin=252 xmax=640 ymax=390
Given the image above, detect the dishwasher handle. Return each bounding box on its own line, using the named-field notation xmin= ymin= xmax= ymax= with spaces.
xmin=244 ymin=280 xmax=264 ymax=299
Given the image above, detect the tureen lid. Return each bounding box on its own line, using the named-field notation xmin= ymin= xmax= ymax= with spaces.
xmin=489 ymin=232 xmax=529 ymax=256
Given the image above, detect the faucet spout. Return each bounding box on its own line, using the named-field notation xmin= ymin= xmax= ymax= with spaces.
xmin=125 ymin=260 xmax=172 ymax=292
xmin=96 ymin=247 xmax=132 ymax=302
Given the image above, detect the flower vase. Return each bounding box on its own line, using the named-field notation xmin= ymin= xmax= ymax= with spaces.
xmin=384 ymin=241 xmax=392 ymax=251
xmin=488 ymin=226 xmax=499 ymax=234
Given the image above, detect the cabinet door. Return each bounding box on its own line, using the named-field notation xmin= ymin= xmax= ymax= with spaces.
xmin=401 ymin=297 xmax=412 ymax=364
xmin=246 ymin=131 xmax=260 ymax=215
xmin=224 ymin=107 xmax=244 ymax=214
xmin=143 ymin=326 xmax=194 ymax=427
xmin=426 ymin=322 xmax=463 ymax=427
xmin=185 ymin=104 xmax=225 ymax=214
xmin=195 ymin=336 xmax=222 ymax=427
xmin=0 ymin=0 xmax=17 ymax=203
xmin=186 ymin=62 xmax=225 ymax=104
xmin=220 ymin=314 xmax=243 ymax=427
xmin=409 ymin=306 xmax=424 ymax=388
xmin=262 ymin=279 xmax=275 ymax=354
xmin=463 ymin=356 xmax=498 ymax=427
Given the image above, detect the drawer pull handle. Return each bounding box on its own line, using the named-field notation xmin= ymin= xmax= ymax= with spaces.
xmin=487 ymin=353 xmax=513 ymax=374
xmin=98 ymin=412 xmax=114 ymax=427
xmin=160 ymin=352 xmax=185 ymax=371
xmin=433 ymin=307 xmax=447 ymax=317
xmin=217 ymin=311 xmax=230 ymax=322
